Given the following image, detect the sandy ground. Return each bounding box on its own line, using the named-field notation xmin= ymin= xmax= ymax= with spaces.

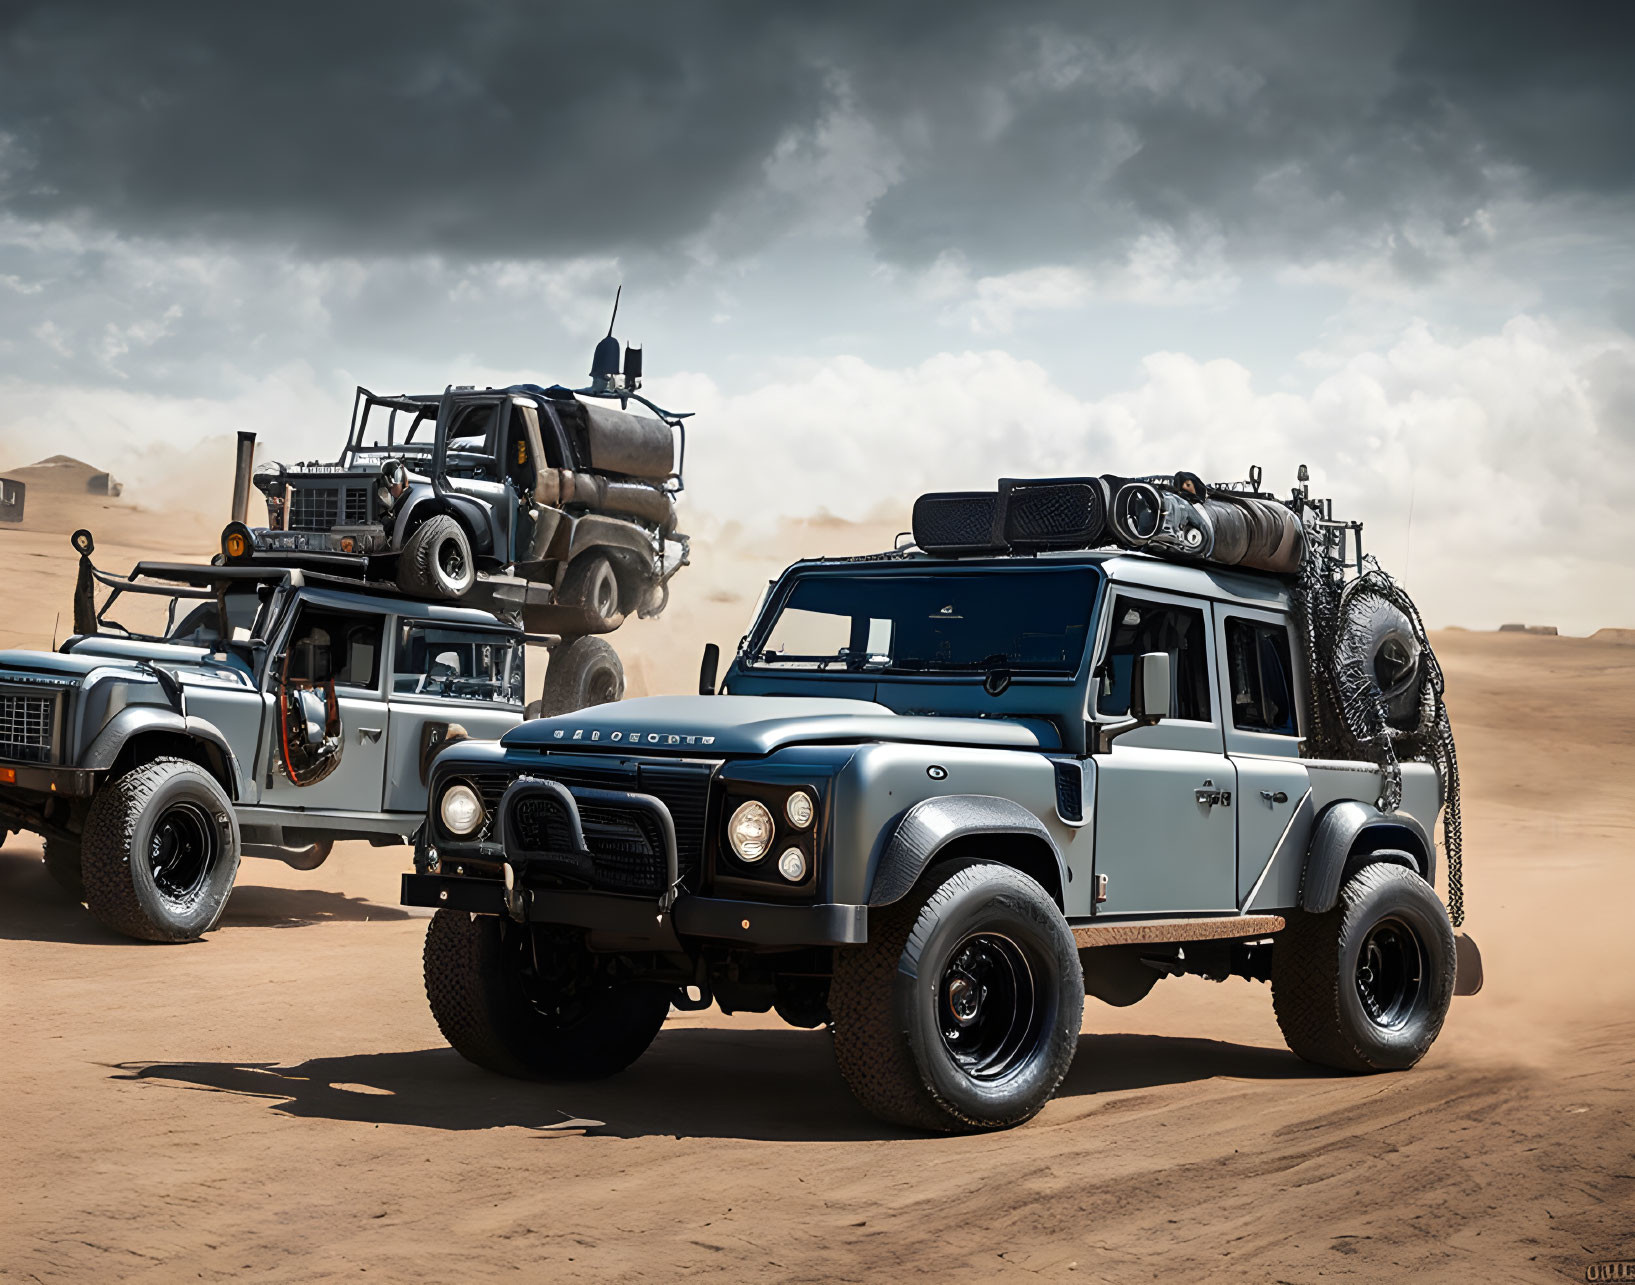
xmin=2 ymin=478 xmax=1633 ymax=1282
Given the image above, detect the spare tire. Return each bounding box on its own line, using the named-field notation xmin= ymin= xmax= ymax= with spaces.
xmin=1344 ymin=593 xmax=1424 ymax=730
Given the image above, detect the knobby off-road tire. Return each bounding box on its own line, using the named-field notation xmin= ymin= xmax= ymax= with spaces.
xmin=829 ymin=859 xmax=1083 ymax=1133
xmin=1272 ymin=862 xmax=1455 ymax=1072
xmin=81 ymin=758 xmax=241 ymax=943
xmin=397 ymin=515 xmax=475 ymax=600
xmin=423 ymin=909 xmax=669 ymax=1080
xmin=43 ymin=837 xmax=84 ymax=902
xmin=557 ymin=554 xmax=625 ymax=633
xmin=541 ymin=637 xmax=625 ymax=715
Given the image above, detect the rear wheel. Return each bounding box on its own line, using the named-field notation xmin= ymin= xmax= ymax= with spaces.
xmin=80 ymin=758 xmax=241 ymax=942
xmin=556 ymin=554 xmax=624 ymax=633
xmin=541 ymin=636 xmax=625 ymax=715
xmin=1272 ymin=862 xmax=1455 ymax=1071
xmin=43 ymin=837 xmax=84 ymax=901
xmin=423 ymin=909 xmax=669 ymax=1080
xmin=398 ymin=515 xmax=475 ymax=600
xmin=829 ymin=859 xmax=1082 ymax=1132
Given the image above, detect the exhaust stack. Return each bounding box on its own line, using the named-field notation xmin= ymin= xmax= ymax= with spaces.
xmin=230 ymin=431 xmax=256 ymax=525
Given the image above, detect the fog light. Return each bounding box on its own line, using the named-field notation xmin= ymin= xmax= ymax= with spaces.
xmin=439 ymin=782 xmax=484 ymax=836
xmin=785 ymin=790 xmax=814 ymax=829
xmin=728 ymin=799 xmax=774 ymax=862
xmin=777 ymin=847 xmax=807 ymax=882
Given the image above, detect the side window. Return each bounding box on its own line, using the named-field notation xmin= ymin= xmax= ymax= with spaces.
xmin=285 ymin=607 xmax=384 ymax=690
xmin=444 ymin=402 xmax=500 ymax=480
xmin=392 ymin=623 xmax=522 ymax=704
xmin=1095 ymin=595 xmax=1212 ymax=721
xmin=1225 ymin=617 xmax=1299 ymax=735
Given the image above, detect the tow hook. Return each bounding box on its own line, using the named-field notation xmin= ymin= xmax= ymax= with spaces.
xmin=502 ymin=861 xmax=526 ymax=923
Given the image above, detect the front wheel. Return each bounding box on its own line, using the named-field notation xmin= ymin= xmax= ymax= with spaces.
xmin=829 ymin=859 xmax=1083 ymax=1132
xmin=80 ymin=758 xmax=241 ymax=942
xmin=1272 ymin=862 xmax=1456 ymax=1072
xmin=423 ymin=910 xmax=669 ymax=1080
xmin=398 ymin=515 xmax=475 ymax=600
xmin=541 ymin=636 xmax=625 ymax=715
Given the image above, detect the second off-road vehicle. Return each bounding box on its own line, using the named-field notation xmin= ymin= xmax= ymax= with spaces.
xmin=0 ymin=531 xmax=537 ymax=942
xmin=405 ymin=470 xmax=1480 ymax=1132
xmin=235 ymin=317 xmax=691 ymax=638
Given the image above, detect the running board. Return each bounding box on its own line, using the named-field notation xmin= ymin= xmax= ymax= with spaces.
xmin=1072 ymin=914 xmax=1285 ymax=949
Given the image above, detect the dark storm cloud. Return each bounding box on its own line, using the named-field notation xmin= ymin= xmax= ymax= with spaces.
xmin=0 ymin=0 xmax=1631 ymax=268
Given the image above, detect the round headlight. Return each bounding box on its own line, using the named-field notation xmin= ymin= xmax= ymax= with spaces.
xmin=727 ymin=799 xmax=775 ymax=862
xmin=776 ymin=847 xmax=808 ymax=882
xmin=785 ymin=790 xmax=814 ymax=829
xmin=439 ymin=782 xmax=484 ymax=836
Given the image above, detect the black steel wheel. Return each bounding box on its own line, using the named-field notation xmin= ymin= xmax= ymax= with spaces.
xmin=1273 ymin=861 xmax=1455 ymax=1072
xmin=830 ymin=858 xmax=1082 ymax=1133
xmin=937 ymin=932 xmax=1042 ymax=1081
xmin=81 ymin=758 xmax=241 ymax=943
xmin=541 ymin=636 xmax=625 ymax=715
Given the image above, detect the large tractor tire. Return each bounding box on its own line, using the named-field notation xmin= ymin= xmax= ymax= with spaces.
xmin=80 ymin=758 xmax=241 ymax=943
xmin=540 ymin=637 xmax=625 ymax=715
xmin=829 ymin=859 xmax=1083 ymax=1133
xmin=398 ymin=515 xmax=476 ymax=600
xmin=1272 ymin=862 xmax=1455 ymax=1072
xmin=423 ymin=909 xmax=669 ymax=1080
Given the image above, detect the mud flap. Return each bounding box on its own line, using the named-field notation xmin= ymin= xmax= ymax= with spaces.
xmin=1454 ymin=932 xmax=1484 ymax=996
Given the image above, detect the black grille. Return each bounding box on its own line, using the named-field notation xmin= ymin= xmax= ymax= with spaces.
xmin=466 ymin=758 xmax=715 ymax=887
xmin=287 ymin=483 xmax=370 ymax=532
xmin=1053 ymin=759 xmax=1083 ymax=823
xmin=0 ymin=691 xmax=54 ymax=763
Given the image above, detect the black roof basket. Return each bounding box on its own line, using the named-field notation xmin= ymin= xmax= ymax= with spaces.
xmin=911 ymin=477 xmax=1112 ymax=556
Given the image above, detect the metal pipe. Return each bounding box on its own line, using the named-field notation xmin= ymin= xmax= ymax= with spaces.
xmin=230 ymin=430 xmax=256 ymax=525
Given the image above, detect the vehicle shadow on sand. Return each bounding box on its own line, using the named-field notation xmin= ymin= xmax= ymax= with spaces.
xmin=109 ymin=1028 xmax=1317 ymax=1142
xmin=0 ymin=850 xmax=408 ymax=944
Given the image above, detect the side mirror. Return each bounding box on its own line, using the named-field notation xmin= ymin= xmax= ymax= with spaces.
xmin=1130 ymin=651 xmax=1171 ymax=726
xmin=1096 ymin=650 xmax=1171 ymax=753
xmin=699 ymin=642 xmax=720 ymax=696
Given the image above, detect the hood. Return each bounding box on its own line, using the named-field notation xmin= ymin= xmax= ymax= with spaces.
xmin=0 ymin=648 xmax=121 ymax=679
xmin=500 ymin=694 xmax=1055 ymax=756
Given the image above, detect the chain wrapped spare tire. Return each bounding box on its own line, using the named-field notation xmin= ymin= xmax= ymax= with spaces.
xmin=1294 ymin=549 xmax=1464 ymax=926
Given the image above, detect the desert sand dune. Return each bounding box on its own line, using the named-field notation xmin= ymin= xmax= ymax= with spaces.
xmin=3 ymin=485 xmax=1632 ymax=1282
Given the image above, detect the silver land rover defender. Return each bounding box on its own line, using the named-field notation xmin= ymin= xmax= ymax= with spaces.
xmin=404 ymin=470 xmax=1480 ymax=1132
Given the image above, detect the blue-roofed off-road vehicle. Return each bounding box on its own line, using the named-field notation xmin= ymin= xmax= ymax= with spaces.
xmin=0 ymin=532 xmax=532 ymax=942
xmin=407 ymin=472 xmax=1481 ymax=1133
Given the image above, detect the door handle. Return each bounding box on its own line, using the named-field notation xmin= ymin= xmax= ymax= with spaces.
xmin=1194 ymin=780 xmax=1232 ymax=808
xmin=358 ymin=726 xmax=383 ymax=743
xmin=1259 ymin=789 xmax=1288 ymax=805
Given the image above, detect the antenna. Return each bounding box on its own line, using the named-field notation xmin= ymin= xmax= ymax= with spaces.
xmin=605 ymin=285 xmax=621 ymax=338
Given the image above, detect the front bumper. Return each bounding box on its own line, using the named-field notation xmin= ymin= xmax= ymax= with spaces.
xmin=0 ymin=764 xmax=97 ymax=798
xmin=401 ymin=873 xmax=868 ymax=948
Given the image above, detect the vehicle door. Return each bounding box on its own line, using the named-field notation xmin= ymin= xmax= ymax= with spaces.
xmin=1090 ymin=589 xmax=1237 ymax=914
xmin=1213 ymin=604 xmax=1312 ymax=912
xmin=436 ymin=396 xmax=514 ymax=562
xmin=260 ymin=597 xmax=391 ymax=811
xmin=383 ymin=619 xmax=525 ymax=815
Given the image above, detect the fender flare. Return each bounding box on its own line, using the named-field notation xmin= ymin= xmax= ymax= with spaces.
xmin=81 ymin=707 xmax=245 ymax=800
xmin=1300 ymin=799 xmax=1435 ymax=913
xmin=868 ymin=794 xmax=1065 ymax=908
xmin=391 ymin=491 xmax=494 ymax=557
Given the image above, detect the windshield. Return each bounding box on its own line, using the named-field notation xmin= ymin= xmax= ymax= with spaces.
xmin=349 ymin=394 xmax=439 ymax=458
xmin=164 ymin=588 xmax=267 ymax=646
xmin=392 ymin=623 xmax=522 ymax=704
xmin=747 ymin=565 xmax=1098 ymax=675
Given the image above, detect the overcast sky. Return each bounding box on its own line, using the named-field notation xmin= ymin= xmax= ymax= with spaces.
xmin=2 ymin=0 xmax=1632 ymax=628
